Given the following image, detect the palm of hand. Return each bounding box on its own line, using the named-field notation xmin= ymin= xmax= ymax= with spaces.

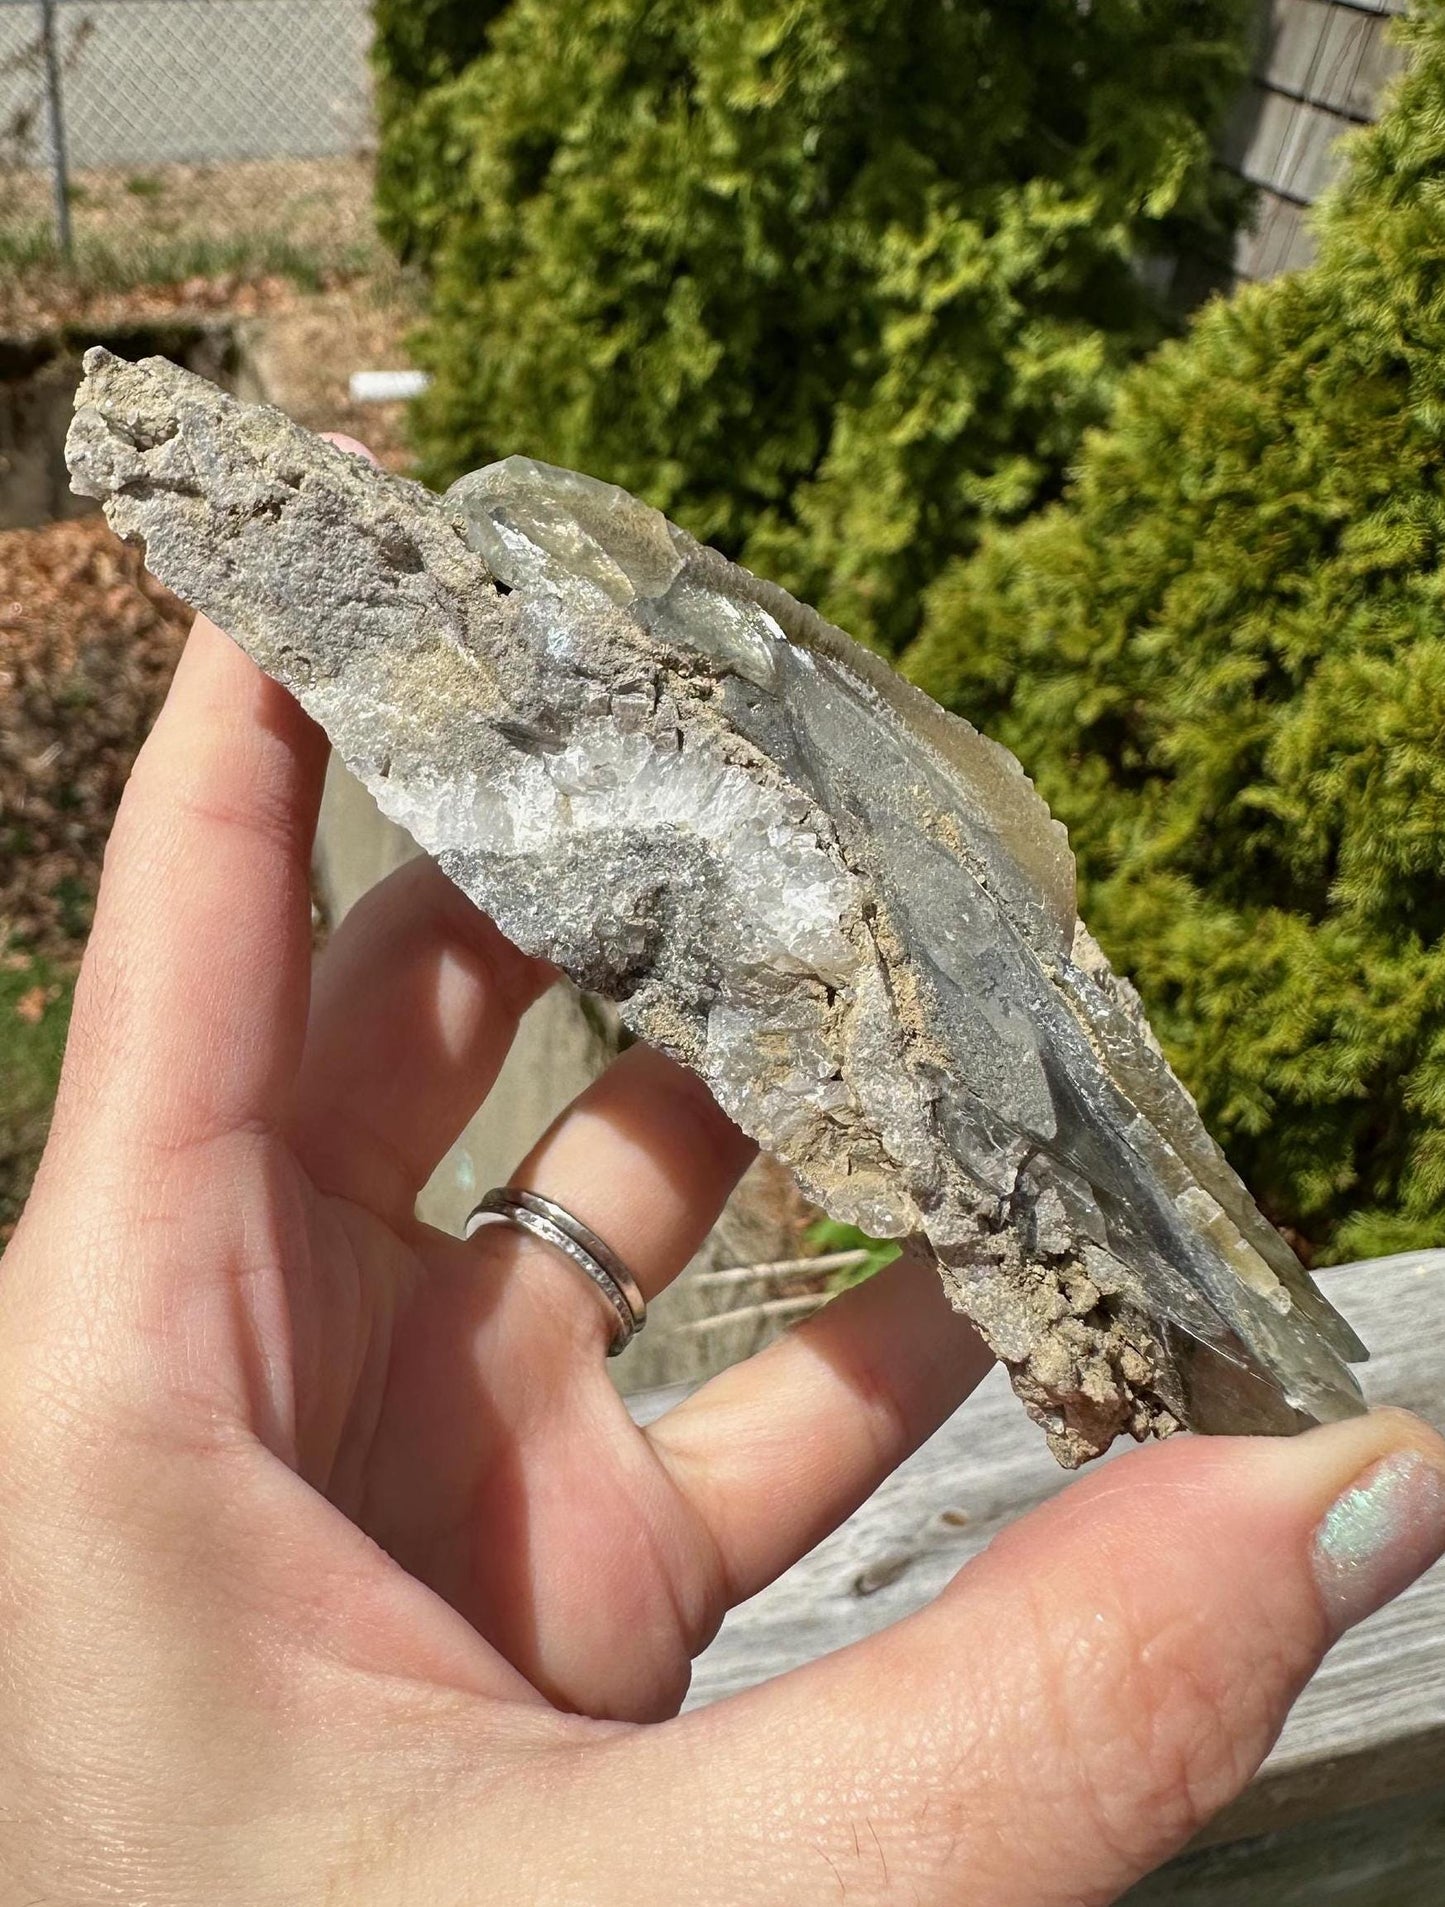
xmin=254 ymin=1162 xmax=726 ymax=1722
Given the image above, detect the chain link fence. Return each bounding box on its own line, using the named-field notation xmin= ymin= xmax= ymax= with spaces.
xmin=1 ymin=0 xmax=377 ymax=288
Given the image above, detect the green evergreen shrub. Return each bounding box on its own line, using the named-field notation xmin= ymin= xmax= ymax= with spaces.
xmin=402 ymin=0 xmax=1250 ymax=651
xmin=907 ymin=10 xmax=1445 ymax=1261
xmin=372 ymin=0 xmax=512 ymax=265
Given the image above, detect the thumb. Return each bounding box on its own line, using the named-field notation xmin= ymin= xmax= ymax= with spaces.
xmin=618 ymin=1409 xmax=1445 ymax=1906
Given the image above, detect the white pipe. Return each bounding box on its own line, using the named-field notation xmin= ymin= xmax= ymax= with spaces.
xmin=348 ymin=370 xmax=431 ymax=403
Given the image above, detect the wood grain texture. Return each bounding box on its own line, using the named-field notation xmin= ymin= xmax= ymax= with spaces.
xmin=1121 ymin=1782 xmax=1445 ymax=1906
xmin=627 ymin=1252 xmax=1445 ymax=1844
xmin=1216 ymin=0 xmax=1407 ymax=285
xmin=1254 ymin=1 xmax=1402 ymax=119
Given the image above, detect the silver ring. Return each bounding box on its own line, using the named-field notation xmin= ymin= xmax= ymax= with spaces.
xmin=464 ymin=1187 xmax=647 ymax=1357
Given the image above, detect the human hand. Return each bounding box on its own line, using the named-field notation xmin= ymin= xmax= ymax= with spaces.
xmin=3 ymin=594 xmax=1444 ymax=1905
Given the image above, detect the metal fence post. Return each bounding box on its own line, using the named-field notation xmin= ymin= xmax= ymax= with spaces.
xmin=38 ymin=0 xmax=72 ymax=257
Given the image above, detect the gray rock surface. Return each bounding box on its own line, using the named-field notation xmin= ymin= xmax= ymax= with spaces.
xmin=66 ymin=348 xmax=1367 ymax=1464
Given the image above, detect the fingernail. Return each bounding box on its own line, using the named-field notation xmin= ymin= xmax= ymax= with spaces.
xmin=1312 ymin=1449 xmax=1445 ymax=1635
xmin=322 ymin=431 xmax=379 ymax=465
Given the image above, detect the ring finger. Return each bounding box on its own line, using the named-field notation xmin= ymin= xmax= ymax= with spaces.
xmin=476 ymin=1039 xmax=758 ymax=1370
xmin=362 ymin=1040 xmax=757 ymax=1714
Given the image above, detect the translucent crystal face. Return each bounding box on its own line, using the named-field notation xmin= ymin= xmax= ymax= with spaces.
xmin=450 ymin=457 xmax=790 ymax=691
xmin=451 ymin=458 xmax=688 ymax=605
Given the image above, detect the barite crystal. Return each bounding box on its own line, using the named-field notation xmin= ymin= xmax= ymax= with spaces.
xmin=65 ymin=349 xmax=1367 ymax=1464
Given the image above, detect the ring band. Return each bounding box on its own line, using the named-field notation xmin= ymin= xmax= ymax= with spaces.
xmin=464 ymin=1187 xmax=647 ymax=1357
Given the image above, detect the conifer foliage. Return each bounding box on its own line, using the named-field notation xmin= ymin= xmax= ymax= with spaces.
xmin=381 ymin=0 xmax=1249 ymax=652
xmin=371 ymin=0 xmax=511 ymax=265
xmin=908 ymin=11 xmax=1445 ymax=1261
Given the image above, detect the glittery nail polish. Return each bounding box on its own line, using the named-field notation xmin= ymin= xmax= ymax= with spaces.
xmin=1313 ymin=1450 xmax=1445 ymax=1636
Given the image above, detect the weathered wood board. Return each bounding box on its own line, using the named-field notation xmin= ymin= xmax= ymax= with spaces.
xmin=1122 ymin=1782 xmax=1445 ymax=1906
xmin=628 ymin=1251 xmax=1445 ymax=1858
xmin=1217 ymin=0 xmax=1407 ymax=284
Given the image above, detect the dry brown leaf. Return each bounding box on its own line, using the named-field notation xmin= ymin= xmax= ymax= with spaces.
xmin=1 ymin=515 xmax=191 ymax=962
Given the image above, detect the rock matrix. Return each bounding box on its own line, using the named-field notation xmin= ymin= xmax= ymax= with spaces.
xmin=67 ymin=349 xmax=1366 ymax=1462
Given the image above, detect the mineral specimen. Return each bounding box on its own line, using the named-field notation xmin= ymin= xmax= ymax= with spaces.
xmin=66 ymin=348 xmax=1367 ymax=1464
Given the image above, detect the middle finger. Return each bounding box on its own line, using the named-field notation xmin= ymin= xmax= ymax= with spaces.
xmin=287 ymin=855 xmax=553 ymax=1221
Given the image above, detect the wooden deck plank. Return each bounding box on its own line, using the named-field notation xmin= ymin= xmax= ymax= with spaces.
xmin=1122 ymin=1782 xmax=1445 ymax=1905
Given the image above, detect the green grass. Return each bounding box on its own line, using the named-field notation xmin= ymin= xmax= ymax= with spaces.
xmin=0 ymin=221 xmax=378 ymax=297
xmin=806 ymin=1217 xmax=903 ymax=1292
xmin=0 ymin=957 xmax=75 ymax=1239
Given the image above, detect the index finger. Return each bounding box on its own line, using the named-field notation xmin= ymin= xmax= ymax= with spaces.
xmin=52 ymin=611 xmax=328 ymax=1161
